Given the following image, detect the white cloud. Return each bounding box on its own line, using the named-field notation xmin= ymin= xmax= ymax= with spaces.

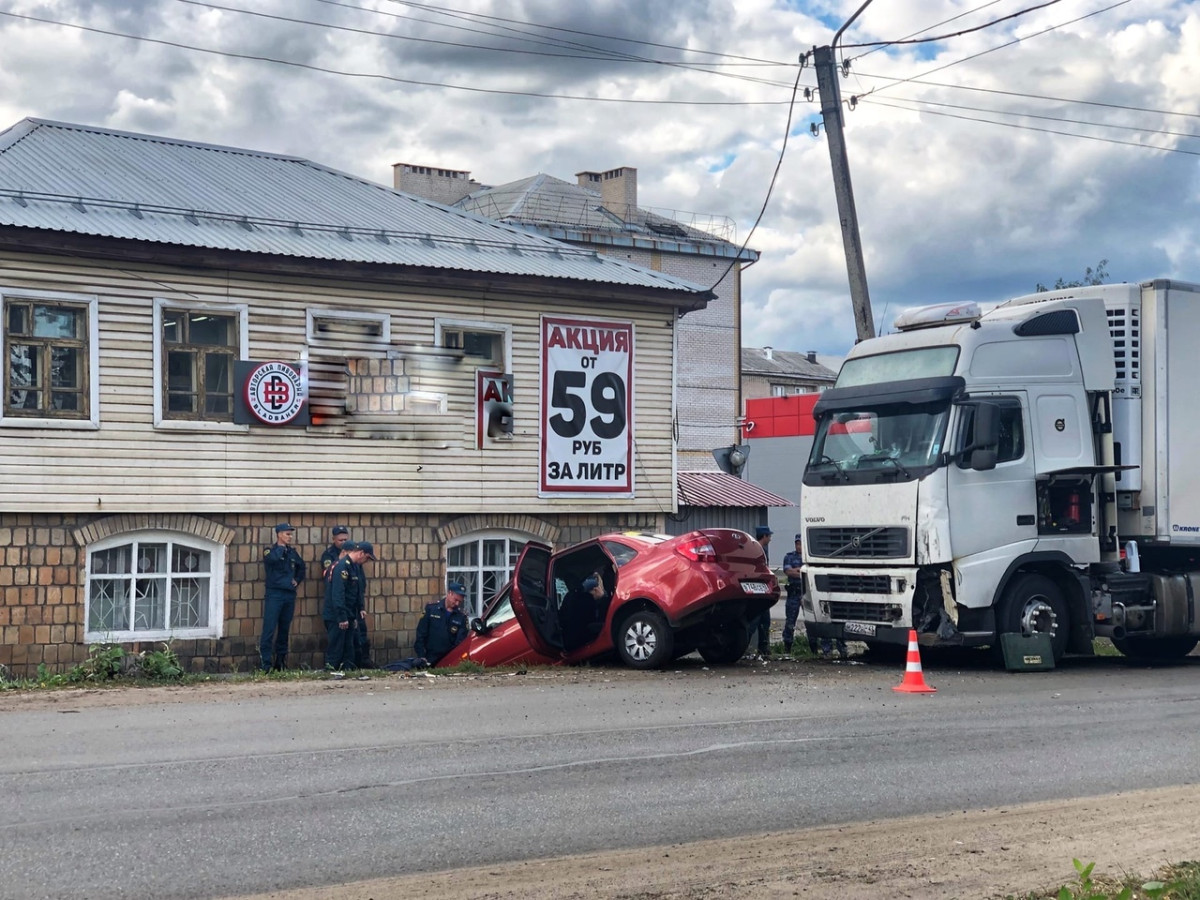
xmin=1 ymin=0 xmax=1197 ymax=354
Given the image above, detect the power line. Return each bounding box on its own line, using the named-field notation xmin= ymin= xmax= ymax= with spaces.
xmin=860 ymin=97 xmax=1200 ymax=157
xmin=841 ymin=0 xmax=1068 ymax=49
xmin=707 ymin=58 xmax=807 ymax=292
xmin=865 ymin=93 xmax=1200 ymax=143
xmin=0 ymin=9 xmax=795 ymax=107
xmin=859 ymin=0 xmax=1134 ymax=100
xmin=850 ymin=0 xmax=1008 ymax=62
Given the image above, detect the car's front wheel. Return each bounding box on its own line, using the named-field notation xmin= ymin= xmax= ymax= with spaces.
xmin=616 ymin=609 xmax=674 ymax=669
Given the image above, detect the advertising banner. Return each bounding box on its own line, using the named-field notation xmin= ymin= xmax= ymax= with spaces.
xmin=233 ymin=360 xmax=309 ymax=426
xmin=539 ymin=316 xmax=634 ymax=496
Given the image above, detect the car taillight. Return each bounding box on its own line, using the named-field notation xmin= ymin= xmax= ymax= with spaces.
xmin=676 ymin=536 xmax=717 ymax=563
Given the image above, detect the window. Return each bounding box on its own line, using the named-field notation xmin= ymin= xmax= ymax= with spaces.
xmin=153 ymin=300 xmax=247 ymax=429
xmin=2 ymin=290 xmax=98 ymax=427
xmin=307 ymin=309 xmax=390 ymax=343
xmin=85 ymin=531 xmax=225 ymax=642
xmin=447 ymin=531 xmax=531 ymax=619
xmin=435 ymin=318 xmax=510 ymax=370
xmin=957 ymin=397 xmax=1025 ymax=465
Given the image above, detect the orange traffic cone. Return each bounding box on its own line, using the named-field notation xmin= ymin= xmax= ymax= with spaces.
xmin=892 ymin=629 xmax=936 ymax=694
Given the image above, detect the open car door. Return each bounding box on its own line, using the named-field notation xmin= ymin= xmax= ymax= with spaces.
xmin=508 ymin=541 xmax=564 ymax=659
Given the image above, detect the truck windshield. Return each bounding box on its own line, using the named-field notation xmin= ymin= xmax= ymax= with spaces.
xmin=807 ymin=401 xmax=950 ymax=481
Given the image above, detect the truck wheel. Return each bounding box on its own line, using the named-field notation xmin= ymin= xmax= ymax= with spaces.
xmin=996 ymin=573 xmax=1069 ymax=662
xmin=698 ymin=622 xmax=750 ymax=665
xmin=615 ymin=609 xmax=674 ymax=669
xmin=1112 ymin=635 xmax=1198 ymax=661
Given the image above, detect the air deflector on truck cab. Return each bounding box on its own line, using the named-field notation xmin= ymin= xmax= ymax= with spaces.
xmin=813 ymin=376 xmax=965 ymax=416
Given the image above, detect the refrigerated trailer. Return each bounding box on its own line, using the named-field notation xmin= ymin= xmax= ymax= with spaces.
xmin=800 ymin=279 xmax=1200 ymax=662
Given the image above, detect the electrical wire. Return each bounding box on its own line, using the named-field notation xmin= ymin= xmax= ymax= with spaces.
xmin=860 ymin=96 xmax=1200 ymax=157
xmin=0 ymin=9 xmax=795 ymax=107
xmin=849 ymin=0 xmax=1008 ymax=62
xmin=840 ymin=0 xmax=1068 ymax=49
xmin=706 ymin=58 xmax=806 ymax=292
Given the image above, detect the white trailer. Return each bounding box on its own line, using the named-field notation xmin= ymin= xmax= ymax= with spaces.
xmin=799 ymin=279 xmax=1200 ymax=662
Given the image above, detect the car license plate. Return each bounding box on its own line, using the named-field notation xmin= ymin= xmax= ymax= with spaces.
xmin=843 ymin=621 xmax=876 ymax=637
xmin=742 ymin=581 xmax=769 ymax=594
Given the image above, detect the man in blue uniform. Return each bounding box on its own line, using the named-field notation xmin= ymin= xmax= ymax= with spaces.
xmin=324 ymin=540 xmax=367 ymax=670
xmin=781 ymin=533 xmax=805 ymax=655
xmin=260 ymin=523 xmax=306 ymax=672
xmin=320 ymin=525 xmax=350 ymax=582
xmin=413 ymin=581 xmax=470 ymax=666
xmin=349 ymin=540 xmax=377 ymax=668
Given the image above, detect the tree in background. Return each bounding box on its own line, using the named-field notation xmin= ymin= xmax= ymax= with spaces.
xmin=1036 ymin=260 xmax=1109 ymax=292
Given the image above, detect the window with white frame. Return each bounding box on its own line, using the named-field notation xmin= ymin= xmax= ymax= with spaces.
xmin=435 ymin=318 xmax=510 ymax=370
xmin=85 ymin=531 xmax=225 ymax=642
xmin=2 ymin=289 xmax=99 ymax=427
xmin=446 ymin=531 xmax=532 ymax=619
xmin=153 ymin=300 xmax=247 ymax=426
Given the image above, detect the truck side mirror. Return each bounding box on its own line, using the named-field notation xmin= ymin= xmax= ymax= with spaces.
xmin=972 ymin=401 xmax=1000 ymax=448
xmin=970 ymin=448 xmax=997 ymax=471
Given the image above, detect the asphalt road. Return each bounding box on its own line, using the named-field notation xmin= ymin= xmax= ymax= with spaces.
xmin=2 ymin=654 xmax=1198 ymax=900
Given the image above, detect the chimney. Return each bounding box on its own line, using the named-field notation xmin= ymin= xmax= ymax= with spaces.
xmin=392 ymin=163 xmax=480 ymax=205
xmin=763 ymin=346 xmax=773 ymax=361
xmin=576 ymin=166 xmax=637 ymax=221
xmin=806 ymin=350 xmax=818 ymax=364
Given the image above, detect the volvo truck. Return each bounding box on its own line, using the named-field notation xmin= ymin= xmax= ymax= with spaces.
xmin=800 ymin=279 xmax=1200 ymax=662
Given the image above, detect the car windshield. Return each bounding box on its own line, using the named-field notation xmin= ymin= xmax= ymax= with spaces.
xmin=808 ymin=401 xmax=951 ymax=477
xmin=482 ymin=586 xmax=516 ymax=628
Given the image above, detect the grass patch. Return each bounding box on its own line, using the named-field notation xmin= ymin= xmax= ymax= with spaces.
xmin=1017 ymin=859 xmax=1200 ymax=900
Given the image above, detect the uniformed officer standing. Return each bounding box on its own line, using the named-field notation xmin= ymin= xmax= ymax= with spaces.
xmin=781 ymin=533 xmax=805 ymax=655
xmin=752 ymin=525 xmax=774 ymax=658
xmin=324 ymin=541 xmax=368 ymax=670
xmin=413 ymin=581 xmax=470 ymax=666
xmin=320 ymin=525 xmax=350 ymax=582
xmin=260 ymin=523 xmax=306 ymax=672
xmin=349 ymin=540 xmax=377 ymax=668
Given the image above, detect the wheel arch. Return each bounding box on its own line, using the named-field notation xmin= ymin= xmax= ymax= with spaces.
xmin=988 ymin=551 xmax=1094 ymax=653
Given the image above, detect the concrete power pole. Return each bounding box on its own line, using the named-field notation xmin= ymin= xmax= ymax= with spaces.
xmin=813 ymin=44 xmax=875 ymax=342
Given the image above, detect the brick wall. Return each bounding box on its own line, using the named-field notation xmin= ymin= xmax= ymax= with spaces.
xmin=0 ymin=510 xmax=663 ymax=679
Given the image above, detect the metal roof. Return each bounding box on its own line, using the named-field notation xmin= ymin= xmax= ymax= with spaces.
xmin=677 ymin=471 xmax=793 ymax=508
xmin=0 ymin=119 xmax=709 ymax=296
xmin=742 ymin=348 xmax=838 ymax=382
xmin=457 ymin=173 xmax=758 ymax=260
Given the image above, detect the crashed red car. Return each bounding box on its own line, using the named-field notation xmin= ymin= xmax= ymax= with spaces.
xmin=436 ymin=530 xmax=780 ymax=670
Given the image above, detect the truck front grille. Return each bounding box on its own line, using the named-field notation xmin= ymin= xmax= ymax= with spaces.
xmin=815 ymin=574 xmax=891 ymax=594
xmin=829 ymin=601 xmax=903 ymax=623
xmin=808 ymin=527 xmax=909 ymax=559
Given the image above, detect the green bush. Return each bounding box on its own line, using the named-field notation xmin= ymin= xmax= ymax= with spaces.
xmin=66 ymin=644 xmax=125 ymax=683
xmin=135 ymin=643 xmax=184 ymax=681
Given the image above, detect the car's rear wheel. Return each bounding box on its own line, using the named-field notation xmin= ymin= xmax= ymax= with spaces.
xmin=698 ymin=622 xmax=750 ymax=665
xmin=616 ymin=609 xmax=674 ymax=669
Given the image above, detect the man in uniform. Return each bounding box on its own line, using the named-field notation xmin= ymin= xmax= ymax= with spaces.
xmin=324 ymin=540 xmax=360 ymax=670
xmin=781 ymin=533 xmax=805 ymax=655
xmin=349 ymin=540 xmax=377 ymax=668
xmin=260 ymin=523 xmax=306 ymax=672
xmin=320 ymin=525 xmax=351 ymax=583
xmin=413 ymin=581 xmax=470 ymax=666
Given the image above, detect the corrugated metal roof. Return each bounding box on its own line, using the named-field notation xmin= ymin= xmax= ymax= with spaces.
xmin=457 ymin=173 xmax=757 ymax=259
xmin=0 ymin=119 xmax=709 ymax=296
xmin=742 ymin=347 xmax=838 ymax=382
xmin=677 ymin=471 xmax=793 ymax=508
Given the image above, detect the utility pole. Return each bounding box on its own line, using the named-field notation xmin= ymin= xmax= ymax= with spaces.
xmin=813 ymin=1 xmax=876 ymax=342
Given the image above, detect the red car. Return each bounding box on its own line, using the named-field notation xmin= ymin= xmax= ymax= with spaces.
xmin=436 ymin=530 xmax=779 ymax=670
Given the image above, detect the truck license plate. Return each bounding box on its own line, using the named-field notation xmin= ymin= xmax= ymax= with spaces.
xmin=742 ymin=581 xmax=769 ymax=594
xmin=843 ymin=621 xmax=876 ymax=637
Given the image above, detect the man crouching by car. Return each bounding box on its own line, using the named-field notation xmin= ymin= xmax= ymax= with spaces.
xmin=413 ymin=581 xmax=470 ymax=666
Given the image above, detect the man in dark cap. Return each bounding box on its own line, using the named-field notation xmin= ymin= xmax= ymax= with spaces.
xmin=349 ymin=541 xmax=377 ymax=668
xmin=781 ymin=532 xmax=805 ymax=655
xmin=413 ymin=581 xmax=470 ymax=667
xmin=320 ymin=526 xmax=351 ymax=585
xmin=260 ymin=523 xmax=306 ymax=672
xmin=752 ymin=525 xmax=774 ymax=658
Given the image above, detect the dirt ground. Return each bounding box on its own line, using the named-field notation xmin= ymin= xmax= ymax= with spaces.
xmin=7 ymin=669 xmax=1199 ymax=900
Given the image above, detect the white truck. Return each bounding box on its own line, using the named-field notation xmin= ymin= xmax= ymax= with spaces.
xmin=800 ymin=279 xmax=1200 ymax=662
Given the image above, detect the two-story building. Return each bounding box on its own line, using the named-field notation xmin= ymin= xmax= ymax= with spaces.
xmin=0 ymin=119 xmax=711 ymax=677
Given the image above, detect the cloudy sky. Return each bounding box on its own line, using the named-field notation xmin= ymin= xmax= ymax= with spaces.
xmin=0 ymin=0 xmax=1197 ymax=354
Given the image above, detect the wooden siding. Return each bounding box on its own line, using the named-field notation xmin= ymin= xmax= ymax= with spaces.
xmin=0 ymin=252 xmax=679 ymax=515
